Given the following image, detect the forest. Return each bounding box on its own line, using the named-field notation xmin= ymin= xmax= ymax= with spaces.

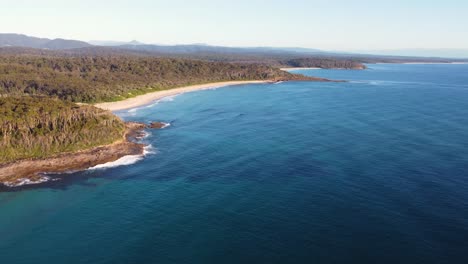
xmin=0 ymin=96 xmax=126 ymax=163
xmin=0 ymin=55 xmax=309 ymax=103
xmin=279 ymin=58 xmax=367 ymax=69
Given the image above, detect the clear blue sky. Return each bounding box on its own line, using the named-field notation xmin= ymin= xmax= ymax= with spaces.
xmin=2 ymin=0 xmax=467 ymax=50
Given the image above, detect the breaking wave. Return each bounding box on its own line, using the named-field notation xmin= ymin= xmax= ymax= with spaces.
xmin=145 ymin=95 xmax=178 ymax=108
xmin=88 ymin=145 xmax=156 ymax=171
xmin=2 ymin=176 xmax=57 ymax=188
xmin=88 ymin=155 xmax=144 ymax=170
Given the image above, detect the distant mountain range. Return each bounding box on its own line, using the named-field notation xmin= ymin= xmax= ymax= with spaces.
xmin=89 ymin=40 xmax=146 ymax=46
xmin=115 ymin=43 xmax=328 ymax=55
xmin=0 ymin=33 xmax=328 ymax=55
xmin=1 ymin=33 xmax=467 ymax=61
xmin=0 ymin=33 xmax=91 ymax=50
xmin=0 ymin=33 xmax=330 ymax=56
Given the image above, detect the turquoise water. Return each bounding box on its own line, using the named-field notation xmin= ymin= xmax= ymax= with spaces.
xmin=1 ymin=64 xmax=468 ymax=263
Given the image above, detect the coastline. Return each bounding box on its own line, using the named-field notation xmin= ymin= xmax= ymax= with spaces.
xmin=95 ymin=80 xmax=271 ymax=111
xmin=0 ymin=123 xmax=147 ymax=187
xmin=1 ymin=78 xmax=331 ymax=188
xmin=0 ymin=80 xmax=285 ymax=188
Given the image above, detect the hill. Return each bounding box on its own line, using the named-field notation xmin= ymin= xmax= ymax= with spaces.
xmin=2 ymin=34 xmax=465 ymax=65
xmin=0 ymin=33 xmax=91 ymax=50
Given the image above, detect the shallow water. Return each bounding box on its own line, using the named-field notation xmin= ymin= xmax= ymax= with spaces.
xmin=1 ymin=64 xmax=468 ymax=263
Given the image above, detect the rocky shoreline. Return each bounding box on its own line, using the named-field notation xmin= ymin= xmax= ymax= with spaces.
xmin=1 ymin=79 xmax=336 ymax=188
xmin=0 ymin=122 xmax=159 ymax=188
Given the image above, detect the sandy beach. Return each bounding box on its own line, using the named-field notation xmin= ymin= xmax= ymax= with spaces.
xmin=94 ymin=80 xmax=271 ymax=111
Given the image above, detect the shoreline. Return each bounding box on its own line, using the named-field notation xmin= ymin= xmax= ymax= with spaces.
xmin=95 ymin=80 xmax=271 ymax=111
xmin=0 ymin=123 xmax=147 ymax=187
xmin=1 ymin=78 xmax=330 ymax=188
xmin=0 ymin=80 xmax=287 ymax=188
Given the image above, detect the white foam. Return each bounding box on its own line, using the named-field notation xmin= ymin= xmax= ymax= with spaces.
xmin=142 ymin=131 xmax=151 ymax=138
xmin=2 ymin=145 xmax=157 ymax=187
xmin=88 ymin=154 xmax=144 ymax=170
xmin=135 ymin=130 xmax=151 ymax=140
xmin=161 ymin=122 xmax=171 ymax=129
xmin=3 ymin=176 xmax=53 ymax=187
xmin=143 ymin=144 xmax=157 ymax=155
xmin=124 ymin=108 xmax=139 ymax=117
xmin=144 ymin=95 xmax=178 ymax=108
xmin=159 ymin=95 xmax=177 ymax=102
xmin=88 ymin=144 xmax=156 ymax=170
xmin=350 ymin=80 xmax=389 ymax=85
xmin=144 ymin=102 xmax=158 ymax=108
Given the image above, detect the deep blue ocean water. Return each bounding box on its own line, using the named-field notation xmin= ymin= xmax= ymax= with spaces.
xmin=1 ymin=64 xmax=468 ymax=263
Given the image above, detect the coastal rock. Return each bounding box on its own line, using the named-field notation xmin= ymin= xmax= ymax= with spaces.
xmin=148 ymin=121 xmax=169 ymax=129
xmin=125 ymin=122 xmax=147 ymax=140
xmin=352 ymin=65 xmax=367 ymax=70
xmin=0 ymin=141 xmax=145 ymax=187
xmin=126 ymin=121 xmax=147 ymax=130
xmin=0 ymin=121 xmax=148 ymax=187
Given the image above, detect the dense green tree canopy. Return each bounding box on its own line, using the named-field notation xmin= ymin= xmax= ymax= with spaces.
xmin=0 ymin=56 xmax=304 ymax=103
xmin=0 ymin=97 xmax=125 ymax=163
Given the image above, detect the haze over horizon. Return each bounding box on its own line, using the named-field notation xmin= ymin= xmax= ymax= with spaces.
xmin=2 ymin=0 xmax=468 ymax=57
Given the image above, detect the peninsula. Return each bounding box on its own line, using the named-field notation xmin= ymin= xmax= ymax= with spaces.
xmin=0 ymin=54 xmax=324 ymax=187
xmin=0 ymin=97 xmax=146 ymax=186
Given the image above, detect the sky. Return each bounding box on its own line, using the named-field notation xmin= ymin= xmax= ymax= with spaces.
xmin=2 ymin=0 xmax=468 ymax=51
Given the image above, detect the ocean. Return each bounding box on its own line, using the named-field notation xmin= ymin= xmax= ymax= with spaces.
xmin=1 ymin=64 xmax=468 ymax=263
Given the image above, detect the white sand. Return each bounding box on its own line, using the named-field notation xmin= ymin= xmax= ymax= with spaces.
xmin=94 ymin=80 xmax=270 ymax=111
